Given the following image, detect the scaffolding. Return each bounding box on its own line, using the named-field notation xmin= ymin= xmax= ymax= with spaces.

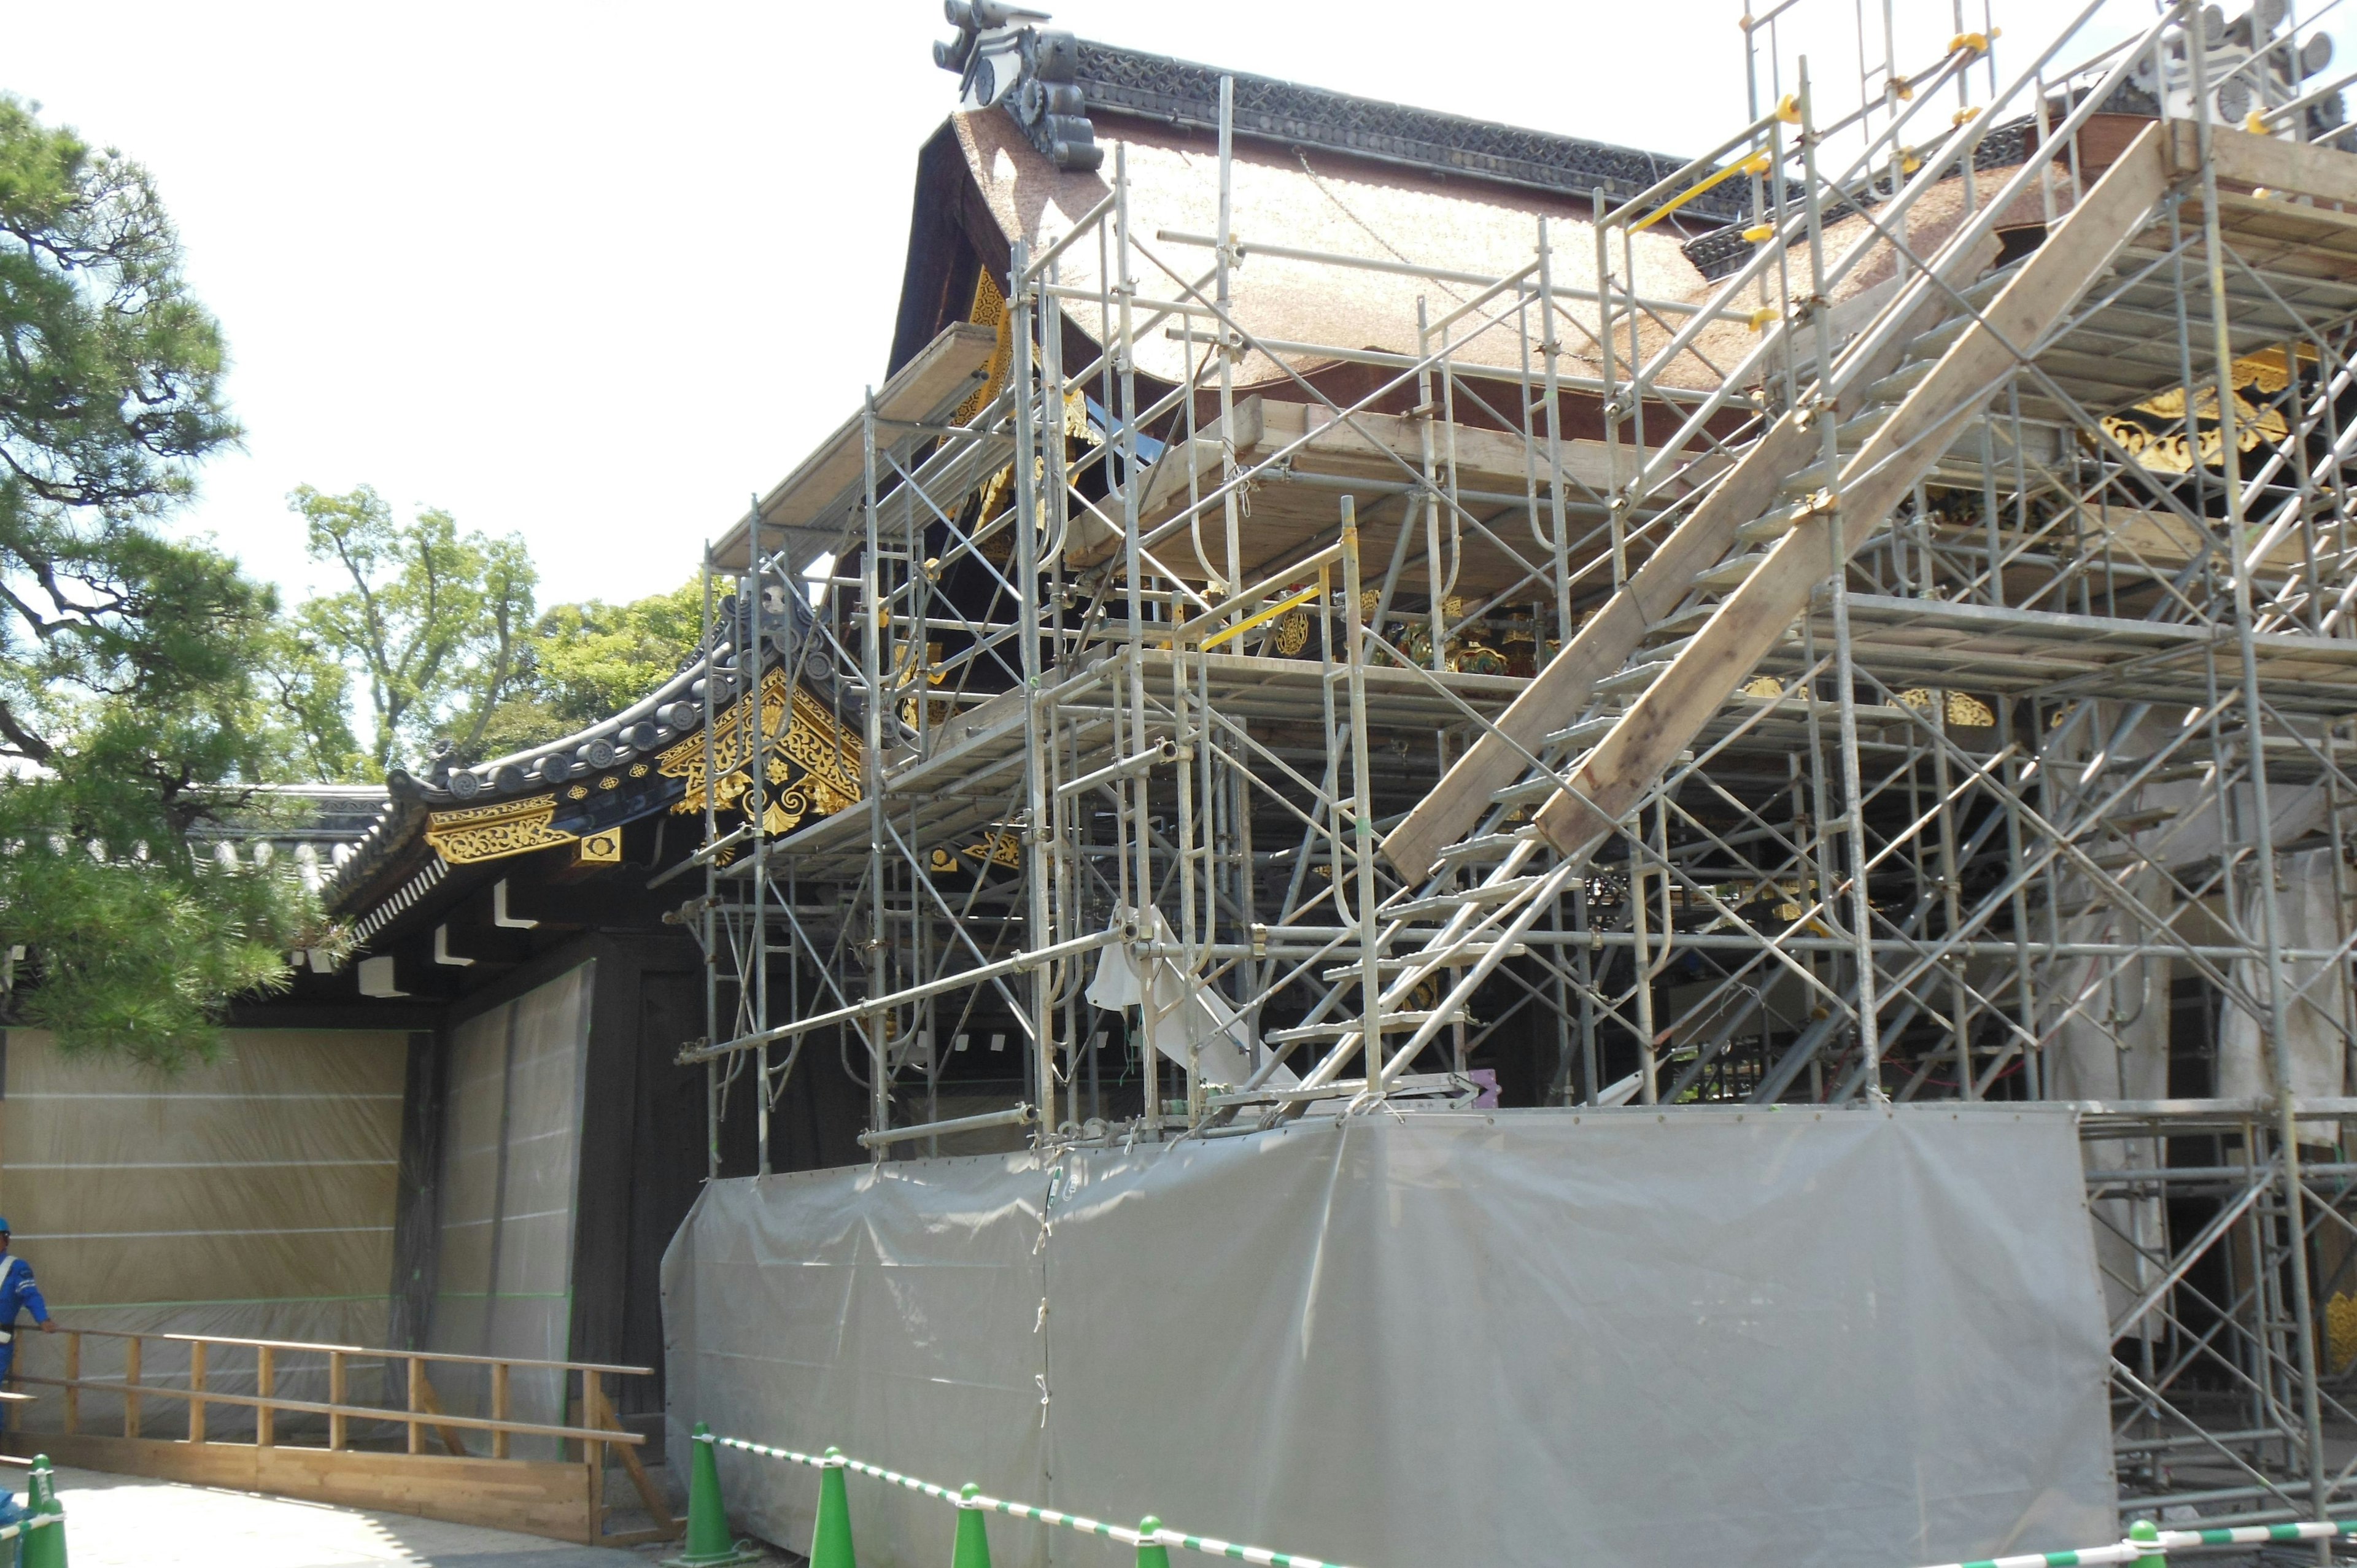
xmin=683 ymin=0 xmax=2357 ymax=1533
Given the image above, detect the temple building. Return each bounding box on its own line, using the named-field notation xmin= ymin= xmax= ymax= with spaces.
xmin=14 ymin=7 xmax=2357 ymax=1564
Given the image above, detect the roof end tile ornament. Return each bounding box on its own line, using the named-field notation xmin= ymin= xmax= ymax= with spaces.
xmin=934 ymin=2 xmax=1104 ymax=173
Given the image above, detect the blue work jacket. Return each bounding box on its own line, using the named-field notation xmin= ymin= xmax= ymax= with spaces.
xmin=0 ymin=1255 xmax=48 ymax=1334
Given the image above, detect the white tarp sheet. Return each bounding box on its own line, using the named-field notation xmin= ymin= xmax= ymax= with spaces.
xmin=430 ymin=962 xmax=592 ymax=1454
xmin=664 ymin=1108 xmax=2115 ymax=1568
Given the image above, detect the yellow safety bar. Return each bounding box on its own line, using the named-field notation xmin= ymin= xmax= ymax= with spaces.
xmin=1631 ymin=151 xmax=1774 ymax=234
xmin=1199 ymin=582 xmax=1322 ymax=652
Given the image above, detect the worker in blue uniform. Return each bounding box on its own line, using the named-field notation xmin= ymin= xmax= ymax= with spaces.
xmin=0 ymin=1220 xmax=54 ymax=1388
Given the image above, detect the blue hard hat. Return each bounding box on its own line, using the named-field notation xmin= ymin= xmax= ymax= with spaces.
xmin=0 ymin=1218 xmax=12 ymax=1232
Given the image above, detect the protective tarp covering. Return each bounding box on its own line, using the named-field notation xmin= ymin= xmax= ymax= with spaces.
xmin=2221 ymin=848 xmax=2352 ymax=1139
xmin=0 ymin=1027 xmax=408 ymax=1436
xmin=428 ymin=962 xmax=592 ymax=1454
xmin=2044 ymin=865 xmax=2169 ymax=1340
xmin=665 ymin=1108 xmax=2115 ymax=1568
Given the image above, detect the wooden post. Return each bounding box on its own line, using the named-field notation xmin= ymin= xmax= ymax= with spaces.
xmin=122 ymin=1336 xmax=142 ymax=1439
xmin=406 ymin=1355 xmax=423 ymax=1455
xmin=584 ymin=1370 xmax=606 ymax=1540
xmin=491 ymin=1361 xmax=511 ymax=1460
xmin=587 ymin=1370 xmax=676 ymax=1537
xmin=409 ymin=1368 xmax=468 ymax=1456
xmin=187 ymin=1339 xmax=207 ymax=1444
xmin=327 ymin=1351 xmax=346 ymax=1451
xmin=61 ymin=1332 xmax=78 ymax=1436
xmin=255 ymin=1345 xmax=274 ymax=1449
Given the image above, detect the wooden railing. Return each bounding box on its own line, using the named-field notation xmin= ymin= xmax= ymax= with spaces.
xmin=4 ymin=1327 xmax=679 ymax=1547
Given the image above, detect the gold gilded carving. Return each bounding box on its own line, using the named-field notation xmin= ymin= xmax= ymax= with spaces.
xmin=2098 ymin=347 xmax=2306 ymax=474
xmin=425 ymin=794 xmax=576 ymax=865
xmin=576 ymin=830 xmax=622 ymax=864
xmin=659 ymin=669 xmax=862 ymax=835
xmin=1898 ymin=688 xmax=1997 ymax=728
xmin=964 ymin=830 xmax=1023 ymax=868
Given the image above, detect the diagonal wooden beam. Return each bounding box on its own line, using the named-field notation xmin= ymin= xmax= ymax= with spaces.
xmin=1535 ymin=122 xmax=2171 ymax=859
xmin=1382 ymin=226 xmax=2005 ymax=880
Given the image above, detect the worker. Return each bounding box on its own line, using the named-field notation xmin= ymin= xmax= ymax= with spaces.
xmin=0 ymin=1220 xmax=54 ymax=1388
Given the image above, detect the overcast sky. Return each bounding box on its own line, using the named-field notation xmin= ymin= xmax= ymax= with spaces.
xmin=6 ymin=1 xmax=2326 ymax=609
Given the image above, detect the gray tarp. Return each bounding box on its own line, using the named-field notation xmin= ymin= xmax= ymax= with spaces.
xmin=664 ymin=1107 xmax=2115 ymax=1568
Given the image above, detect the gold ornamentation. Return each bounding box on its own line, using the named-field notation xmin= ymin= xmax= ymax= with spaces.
xmin=598 ymin=775 xmax=620 ymax=790
xmin=629 ymin=762 xmax=649 ymax=778
xmin=1273 ymin=606 xmax=1311 ymax=656
xmin=954 ymin=268 xmax=1012 ymax=426
xmin=1899 ymin=687 xmax=1996 ymax=727
xmin=567 ymin=784 xmax=589 ymax=800
xmin=2098 ymin=347 xmax=2305 ymax=474
xmin=425 ymin=794 xmax=575 ymax=865
xmin=963 ymin=831 xmax=1023 ymax=868
xmin=576 ymin=830 xmax=622 ymax=865
xmin=1448 ymin=638 xmax=1509 ymax=676
xmin=659 ymin=669 xmax=862 ymax=835
xmin=1741 ymin=675 xmax=1784 ymax=698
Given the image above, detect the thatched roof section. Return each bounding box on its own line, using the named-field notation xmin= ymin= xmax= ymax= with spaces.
xmin=951 ymin=108 xmax=1736 ymax=393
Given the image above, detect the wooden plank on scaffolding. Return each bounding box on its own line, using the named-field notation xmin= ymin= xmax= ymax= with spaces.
xmin=2177 ymin=122 xmax=2357 ymax=211
xmin=708 ymin=321 xmax=999 ymax=573
xmin=0 ymin=1432 xmax=598 ymax=1545
xmin=1535 ymin=123 xmax=2171 ymax=857
xmin=1083 ymin=394 xmax=1725 ymax=593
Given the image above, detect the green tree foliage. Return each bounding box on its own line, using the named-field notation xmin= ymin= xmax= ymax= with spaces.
xmin=468 ymin=577 xmax=702 ymax=759
xmin=0 ymin=95 xmax=327 ymax=1066
xmin=290 ymin=484 xmax=537 ymax=774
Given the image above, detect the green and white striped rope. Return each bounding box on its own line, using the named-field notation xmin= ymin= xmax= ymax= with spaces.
xmin=703 ymin=1432 xmax=1358 ymax=1568
xmin=1919 ymin=1517 xmax=2357 ymax=1568
xmin=709 ymin=1432 xmax=2357 ymax=1568
xmin=0 ymin=1513 xmax=62 ymax=1542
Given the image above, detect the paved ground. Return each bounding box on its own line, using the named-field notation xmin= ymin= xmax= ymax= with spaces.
xmin=36 ymin=1463 xmax=799 ymax=1567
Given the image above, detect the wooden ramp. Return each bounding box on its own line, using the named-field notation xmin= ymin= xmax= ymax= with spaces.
xmin=3 ymin=1327 xmax=679 ymax=1548
xmin=1532 ymin=124 xmax=2172 ymax=860
xmin=1383 ymin=121 xmax=2183 ymax=879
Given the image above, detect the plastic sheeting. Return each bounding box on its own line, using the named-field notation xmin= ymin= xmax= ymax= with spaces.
xmin=428 ymin=962 xmax=592 ymax=1454
xmin=2221 ymin=848 xmax=2353 ymax=1140
xmin=0 ymin=1027 xmax=409 ymax=1435
xmin=1086 ymin=908 xmax=1293 ymax=1091
xmin=665 ymin=1108 xmax=2115 ymax=1568
xmin=2044 ymin=867 xmax=2170 ymax=1340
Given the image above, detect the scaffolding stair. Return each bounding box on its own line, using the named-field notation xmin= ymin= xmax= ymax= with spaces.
xmin=1381 ymin=120 xmax=2173 ymax=883
xmin=1379 ymin=260 xmax=2027 ymax=884
xmin=1523 ymin=125 xmax=2171 ymax=862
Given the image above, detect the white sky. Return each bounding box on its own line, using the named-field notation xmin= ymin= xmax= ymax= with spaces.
xmin=7 ymin=0 xmax=2345 ymax=609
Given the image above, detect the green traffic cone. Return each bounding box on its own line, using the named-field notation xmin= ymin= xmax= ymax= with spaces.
xmin=2127 ymin=1519 xmax=2162 ymax=1568
xmin=20 ymin=1454 xmax=63 ymax=1568
xmin=951 ymin=1483 xmax=991 ymax=1568
xmin=1136 ymin=1515 xmax=1171 ymax=1568
xmin=811 ymin=1448 xmax=857 ymax=1568
xmin=661 ymin=1424 xmax=757 ymax=1568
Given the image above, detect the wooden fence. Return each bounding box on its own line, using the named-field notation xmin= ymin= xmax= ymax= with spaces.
xmin=2 ymin=1327 xmax=679 ymax=1546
